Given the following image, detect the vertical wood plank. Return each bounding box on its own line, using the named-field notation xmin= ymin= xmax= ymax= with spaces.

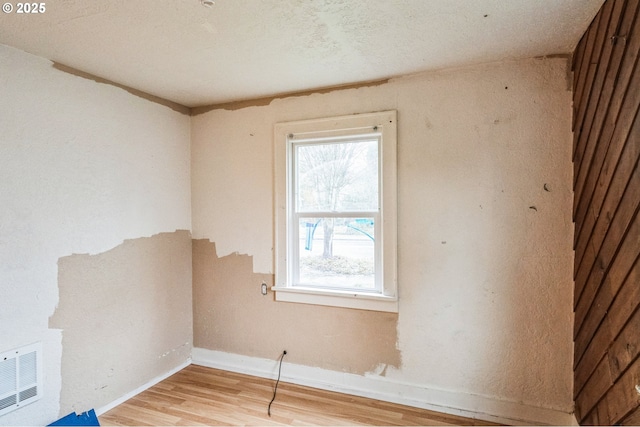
xmin=574 ymin=183 xmax=640 ymax=345
xmin=573 ymin=47 xmax=640 ymax=307
xmin=573 ymin=27 xmax=589 ymax=95
xmin=573 ymin=0 xmax=628 ymax=178
xmin=574 ymin=128 xmax=640 ymax=319
xmin=574 ymin=13 xmax=603 ymax=131
xmin=582 ymin=407 xmax=600 ymax=425
xmin=603 ymin=356 xmax=640 ymax=423
xmin=622 ymin=405 xmax=640 ymax=425
xmin=609 ymin=306 xmax=640 ymax=379
xmin=574 ymin=0 xmax=617 ymax=153
xmin=574 ymin=316 xmax=613 ymax=396
xmin=575 ymin=355 xmax=614 ymax=421
xmin=573 ymin=0 xmax=631 ymax=248
xmin=573 ymin=0 xmax=640 ymax=222
xmin=575 ymin=212 xmax=640 ymax=362
xmin=607 ymin=256 xmax=640 ymax=334
xmin=575 ymin=140 xmax=640 ymax=288
xmin=573 ymin=1 xmax=640 ymax=422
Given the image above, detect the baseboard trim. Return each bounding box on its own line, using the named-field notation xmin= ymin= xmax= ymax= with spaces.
xmin=95 ymin=358 xmax=191 ymax=416
xmin=192 ymin=348 xmax=575 ymax=426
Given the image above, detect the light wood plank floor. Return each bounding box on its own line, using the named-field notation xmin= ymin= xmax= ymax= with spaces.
xmin=99 ymin=364 xmax=501 ymax=426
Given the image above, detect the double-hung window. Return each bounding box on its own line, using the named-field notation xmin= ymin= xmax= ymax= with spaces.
xmin=273 ymin=111 xmax=397 ymax=312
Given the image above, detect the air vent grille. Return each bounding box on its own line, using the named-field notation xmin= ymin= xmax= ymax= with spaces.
xmin=0 ymin=395 xmax=17 ymax=411
xmin=19 ymin=386 xmax=38 ymax=402
xmin=0 ymin=343 xmax=42 ymax=416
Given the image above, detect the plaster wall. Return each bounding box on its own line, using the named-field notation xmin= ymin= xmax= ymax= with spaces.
xmin=191 ymin=57 xmax=575 ymax=417
xmin=0 ymin=44 xmax=192 ymax=425
xmin=192 ymin=239 xmax=400 ymax=374
xmin=50 ymin=231 xmax=192 ymax=415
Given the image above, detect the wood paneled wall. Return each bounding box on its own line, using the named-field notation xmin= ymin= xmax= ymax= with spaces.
xmin=571 ymin=0 xmax=640 ymax=424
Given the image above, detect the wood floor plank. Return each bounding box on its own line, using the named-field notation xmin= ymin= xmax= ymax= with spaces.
xmin=99 ymin=365 xmax=500 ymax=426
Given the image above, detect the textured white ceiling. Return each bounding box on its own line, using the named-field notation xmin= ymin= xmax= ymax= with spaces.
xmin=0 ymin=0 xmax=603 ymax=107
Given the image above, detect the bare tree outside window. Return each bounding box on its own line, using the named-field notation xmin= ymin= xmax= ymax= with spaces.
xmin=295 ymin=139 xmax=378 ymax=288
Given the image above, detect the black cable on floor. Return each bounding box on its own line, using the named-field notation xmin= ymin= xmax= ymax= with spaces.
xmin=268 ymin=350 xmax=286 ymax=417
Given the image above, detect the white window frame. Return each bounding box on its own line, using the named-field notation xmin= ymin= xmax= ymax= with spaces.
xmin=273 ymin=111 xmax=397 ymax=312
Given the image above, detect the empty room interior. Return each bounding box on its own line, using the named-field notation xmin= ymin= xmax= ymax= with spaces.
xmin=1 ymin=0 xmax=639 ymax=425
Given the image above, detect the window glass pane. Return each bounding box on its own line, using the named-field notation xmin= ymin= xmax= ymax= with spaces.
xmin=297 ymin=217 xmax=375 ymax=290
xmin=296 ymin=140 xmax=378 ymax=212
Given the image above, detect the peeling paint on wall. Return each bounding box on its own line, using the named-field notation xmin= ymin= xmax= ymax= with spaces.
xmin=192 ymin=238 xmax=400 ymax=375
xmin=52 ymin=62 xmax=190 ymax=115
xmin=190 ymin=78 xmax=390 ymax=115
xmin=49 ymin=231 xmax=193 ymax=416
xmin=190 ymin=58 xmax=576 ymax=416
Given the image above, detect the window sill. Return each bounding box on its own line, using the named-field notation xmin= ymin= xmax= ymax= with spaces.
xmin=271 ymin=286 xmax=398 ymax=313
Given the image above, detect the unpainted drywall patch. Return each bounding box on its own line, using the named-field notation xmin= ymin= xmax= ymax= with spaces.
xmin=190 ymin=78 xmax=389 ymax=115
xmin=532 ymin=54 xmax=573 ymax=91
xmin=192 ymin=238 xmax=400 ymax=375
xmin=52 ymin=62 xmax=190 ymax=115
xmin=49 ymin=230 xmax=193 ymax=416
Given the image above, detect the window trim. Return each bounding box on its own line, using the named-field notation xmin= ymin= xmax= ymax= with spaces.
xmin=273 ymin=111 xmax=398 ymax=312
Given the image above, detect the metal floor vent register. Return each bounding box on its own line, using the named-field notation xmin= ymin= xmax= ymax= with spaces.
xmin=0 ymin=343 xmax=42 ymax=416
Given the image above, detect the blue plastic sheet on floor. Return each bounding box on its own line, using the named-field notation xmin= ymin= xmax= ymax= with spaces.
xmin=48 ymin=409 xmax=99 ymax=426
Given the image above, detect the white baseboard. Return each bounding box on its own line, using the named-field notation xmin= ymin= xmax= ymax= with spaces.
xmin=192 ymin=348 xmax=575 ymax=426
xmin=95 ymin=358 xmax=191 ymax=416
